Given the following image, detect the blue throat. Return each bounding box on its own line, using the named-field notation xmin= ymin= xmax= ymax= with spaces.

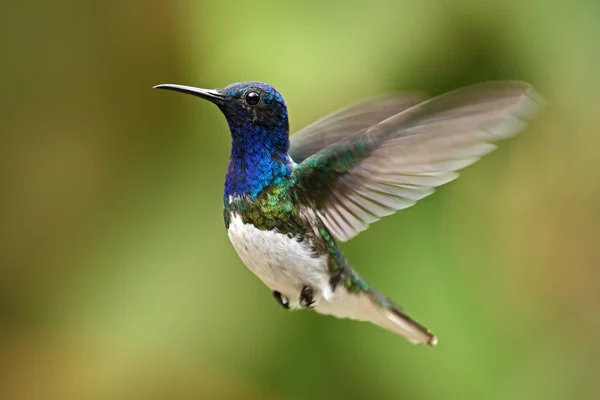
xmin=224 ymin=122 xmax=292 ymax=199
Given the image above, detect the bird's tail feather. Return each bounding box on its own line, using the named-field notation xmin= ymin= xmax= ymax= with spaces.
xmin=315 ymin=286 xmax=437 ymax=346
xmin=367 ymin=289 xmax=437 ymax=346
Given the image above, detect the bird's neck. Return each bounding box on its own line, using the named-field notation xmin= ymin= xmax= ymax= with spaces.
xmin=225 ymin=122 xmax=292 ymax=200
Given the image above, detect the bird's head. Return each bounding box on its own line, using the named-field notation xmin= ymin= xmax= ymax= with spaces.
xmin=154 ymin=81 xmax=289 ymax=142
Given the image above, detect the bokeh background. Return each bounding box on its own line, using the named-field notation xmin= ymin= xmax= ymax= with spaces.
xmin=2 ymin=1 xmax=599 ymax=399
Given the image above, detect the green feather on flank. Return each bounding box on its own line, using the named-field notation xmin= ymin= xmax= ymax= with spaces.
xmin=346 ymin=273 xmax=371 ymax=293
xmin=318 ymin=223 xmax=342 ymax=274
xmin=318 ymin=221 xmax=370 ymax=293
xmin=224 ymin=181 xmax=307 ymax=236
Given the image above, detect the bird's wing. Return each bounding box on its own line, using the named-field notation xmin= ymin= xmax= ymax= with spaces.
xmin=289 ymin=94 xmax=427 ymax=163
xmin=291 ymin=81 xmax=544 ymax=242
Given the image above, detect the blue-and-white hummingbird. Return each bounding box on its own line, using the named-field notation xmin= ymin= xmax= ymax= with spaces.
xmin=154 ymin=81 xmax=542 ymax=346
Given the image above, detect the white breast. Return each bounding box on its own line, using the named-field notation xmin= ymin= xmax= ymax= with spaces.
xmin=226 ymin=212 xmax=331 ymax=307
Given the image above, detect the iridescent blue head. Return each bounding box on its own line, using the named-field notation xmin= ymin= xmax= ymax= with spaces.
xmin=154 ymin=81 xmax=292 ymax=199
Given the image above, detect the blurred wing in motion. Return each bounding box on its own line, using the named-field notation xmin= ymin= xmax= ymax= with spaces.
xmin=292 ymin=81 xmax=545 ymax=241
xmin=289 ymin=93 xmax=427 ymax=163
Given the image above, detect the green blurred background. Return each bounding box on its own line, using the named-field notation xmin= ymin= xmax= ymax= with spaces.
xmin=1 ymin=1 xmax=599 ymax=399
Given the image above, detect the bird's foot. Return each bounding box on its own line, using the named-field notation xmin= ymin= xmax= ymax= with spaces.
xmin=273 ymin=291 xmax=290 ymax=309
xmin=299 ymin=285 xmax=315 ymax=308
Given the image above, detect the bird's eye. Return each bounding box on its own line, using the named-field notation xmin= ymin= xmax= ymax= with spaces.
xmin=245 ymin=91 xmax=260 ymax=105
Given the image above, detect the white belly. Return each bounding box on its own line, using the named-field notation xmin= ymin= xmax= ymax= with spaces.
xmin=226 ymin=212 xmax=332 ymax=308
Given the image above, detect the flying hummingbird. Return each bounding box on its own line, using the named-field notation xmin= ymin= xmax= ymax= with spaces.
xmin=154 ymin=80 xmax=542 ymax=346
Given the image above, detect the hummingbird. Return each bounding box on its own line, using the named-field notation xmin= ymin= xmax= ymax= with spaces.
xmin=154 ymin=80 xmax=542 ymax=346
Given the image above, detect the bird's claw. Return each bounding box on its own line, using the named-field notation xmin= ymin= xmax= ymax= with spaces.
xmin=299 ymin=285 xmax=315 ymax=308
xmin=273 ymin=291 xmax=290 ymax=309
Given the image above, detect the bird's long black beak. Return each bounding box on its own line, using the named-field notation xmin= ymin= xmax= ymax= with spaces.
xmin=153 ymin=84 xmax=225 ymax=105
